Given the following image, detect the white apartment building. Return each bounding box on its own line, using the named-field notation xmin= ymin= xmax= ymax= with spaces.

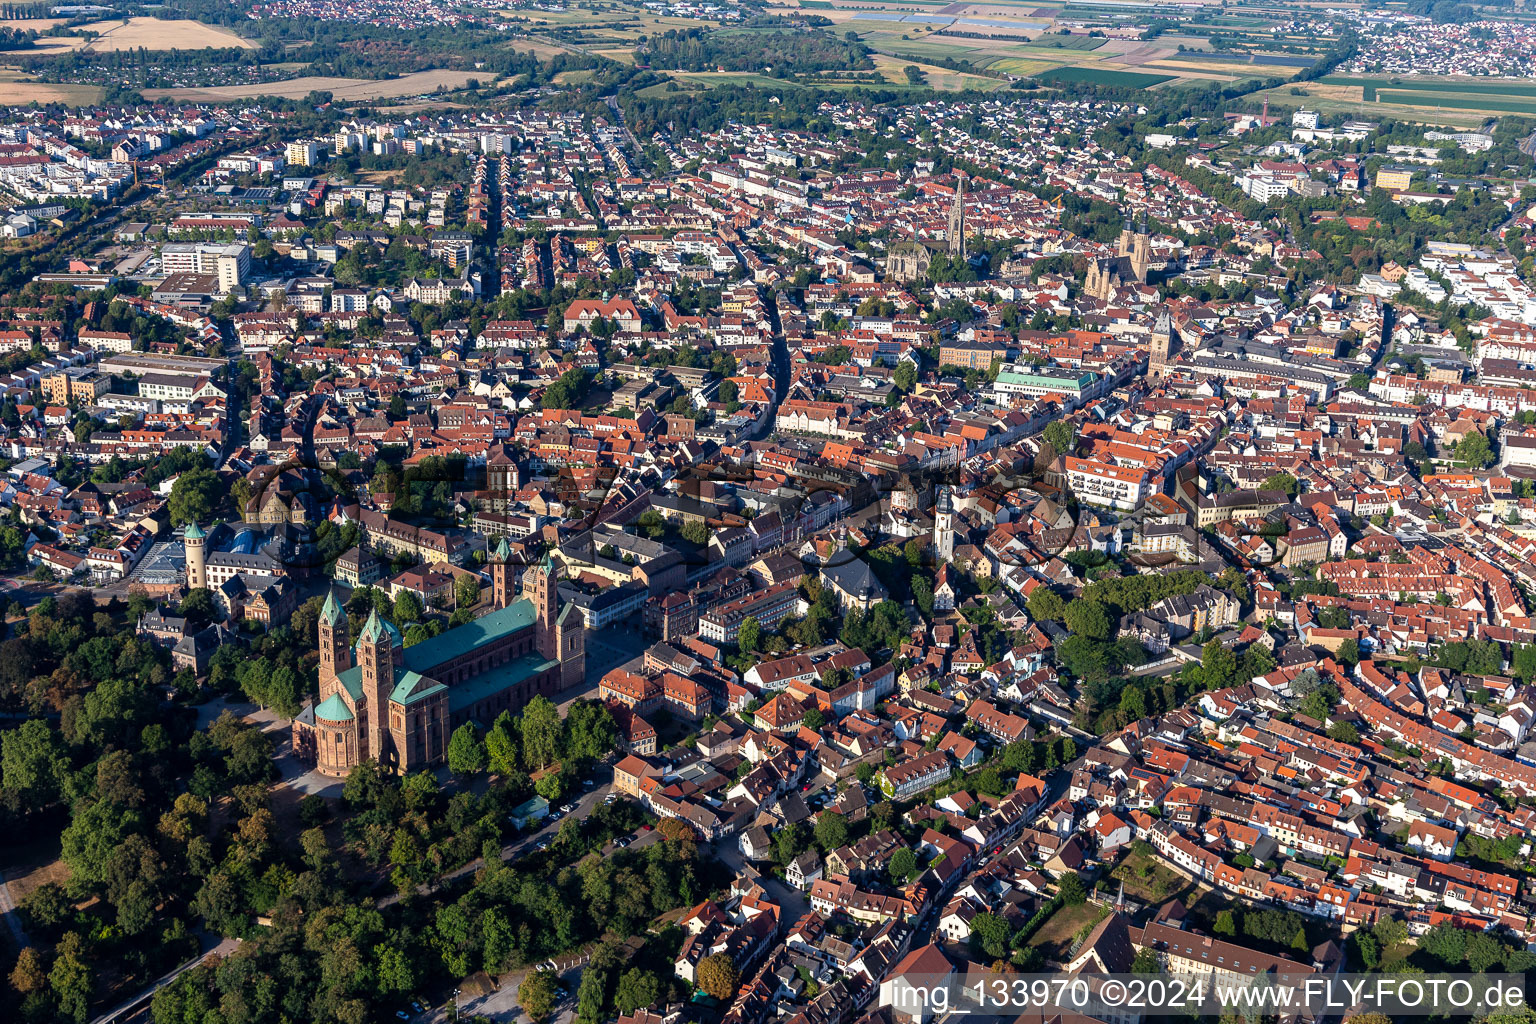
xmin=160 ymin=243 xmax=251 ymax=291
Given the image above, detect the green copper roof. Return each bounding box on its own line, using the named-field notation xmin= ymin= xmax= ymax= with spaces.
xmin=445 ymin=653 xmax=557 ymax=715
xmin=360 ymin=608 xmax=387 ymax=643
xmin=400 ymin=599 xmax=536 ymax=671
xmin=315 ymin=692 xmax=354 ymax=721
xmin=183 ymin=522 xmax=206 ymax=540
xmin=390 ymin=669 xmax=447 ymax=706
xmin=320 ymin=591 xmax=344 ymax=626
xmin=492 ymin=537 xmax=511 ymax=561
xmin=332 ymin=598 xmax=541 ymax=707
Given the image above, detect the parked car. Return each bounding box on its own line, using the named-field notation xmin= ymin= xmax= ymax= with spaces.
xmin=604 ymin=794 xmax=618 ymax=804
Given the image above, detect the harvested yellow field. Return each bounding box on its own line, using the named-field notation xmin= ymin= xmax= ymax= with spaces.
xmin=143 ymin=69 xmax=486 ymax=102
xmin=0 ymin=76 xmax=101 ymax=105
xmin=1290 ymin=81 xmax=1366 ymax=102
xmin=0 ymin=17 xmax=67 ymax=29
xmin=82 ymin=17 xmax=257 ymax=52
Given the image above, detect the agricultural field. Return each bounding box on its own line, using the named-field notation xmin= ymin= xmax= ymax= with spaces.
xmin=1251 ymin=74 xmax=1536 ymax=124
xmin=1249 ymin=81 xmax=1485 ymax=129
xmin=985 ymin=56 xmax=1055 ymax=75
xmin=79 ymin=17 xmax=258 ymax=52
xmin=869 ymin=52 xmax=1008 ymax=89
xmin=1034 ymin=64 xmax=1171 ymax=87
xmin=0 ymin=68 xmax=101 ymax=104
xmin=142 ymin=69 xmax=487 ymax=103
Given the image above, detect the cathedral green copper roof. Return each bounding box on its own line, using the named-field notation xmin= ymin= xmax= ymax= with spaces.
xmin=315 ymin=692 xmax=354 ymax=722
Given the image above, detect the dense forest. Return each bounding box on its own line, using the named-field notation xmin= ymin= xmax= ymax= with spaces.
xmin=639 ymin=27 xmax=872 ymax=75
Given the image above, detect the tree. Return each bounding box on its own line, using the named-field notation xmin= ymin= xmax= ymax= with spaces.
xmin=1058 ymin=872 xmax=1087 ymax=905
xmin=1 ymin=718 xmax=67 ymax=806
xmin=455 ymin=574 xmax=481 ymax=609
xmin=487 ymin=711 xmax=519 ymax=775
xmin=737 ymin=616 xmax=761 ymax=652
xmin=1262 ymin=472 xmax=1299 ymax=498
xmin=521 ymin=695 xmax=562 ymax=769
xmin=1327 ymin=721 xmax=1360 ymax=744
xmin=814 ymin=810 xmax=848 ymax=852
xmin=9 ymin=946 xmax=45 ymax=994
xmin=519 ymin=969 xmax=559 ymax=1023
xmin=1042 ymin=420 xmax=1075 ymax=456
xmin=447 ymin=723 xmax=486 ymax=776
xmin=1064 ymin=599 xmax=1112 ymax=641
xmin=1351 ymin=928 xmax=1382 ymax=970
xmin=802 ymin=707 xmax=826 ymax=731
xmin=50 ymin=934 xmax=92 ymax=1024
xmin=1026 ymin=588 xmax=1065 ymax=622
xmin=971 ymin=912 xmax=1011 ymax=960
xmin=1456 ymin=430 xmax=1492 ymax=468
xmin=1337 ymin=638 xmax=1360 ymax=666
xmin=393 ymin=590 xmax=423 ymax=624
xmin=614 ymin=967 xmax=660 ymax=1015
xmin=893 ymin=361 xmax=917 ymax=392
xmin=889 ymin=847 xmax=918 ymax=884
xmin=1214 ymin=909 xmax=1236 ymax=936
xmin=563 ymin=699 xmax=617 ymax=763
xmin=168 ymin=468 xmax=221 ymax=526
xmin=696 ymin=953 xmax=740 ymax=1001
xmin=1200 ymin=640 xmax=1238 ymax=690
xmin=577 ymin=967 xmax=609 ymax=1024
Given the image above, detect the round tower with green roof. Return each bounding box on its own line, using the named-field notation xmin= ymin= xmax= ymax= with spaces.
xmin=184 ymin=521 xmax=207 ymax=591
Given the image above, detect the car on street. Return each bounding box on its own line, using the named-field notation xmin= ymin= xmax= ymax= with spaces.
xmin=604 ymin=794 xmax=618 ymax=804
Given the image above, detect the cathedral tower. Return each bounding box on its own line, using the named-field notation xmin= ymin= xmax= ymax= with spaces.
xmin=556 ymin=604 xmax=585 ymax=689
xmin=528 ymin=553 xmax=559 ymax=662
xmin=358 ymin=609 xmax=395 ymax=766
xmin=491 ymin=537 xmax=513 ymax=610
xmin=318 ymin=591 xmax=350 ymax=701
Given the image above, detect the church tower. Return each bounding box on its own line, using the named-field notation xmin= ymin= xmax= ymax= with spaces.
xmin=1118 ymin=217 xmax=1151 ymax=284
xmin=528 ymin=553 xmax=559 ymax=662
xmin=184 ymin=522 xmax=206 ymax=590
xmin=935 ymin=487 xmax=955 ymax=563
xmin=491 ymin=537 xmax=513 ymax=610
xmin=555 ymin=604 xmax=585 ymax=689
xmin=318 ymin=591 xmax=350 ymax=701
xmin=947 ymin=175 xmax=966 ymax=258
xmin=357 ymin=609 xmax=395 ymax=767
xmin=1150 ymin=311 xmax=1179 ymax=377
